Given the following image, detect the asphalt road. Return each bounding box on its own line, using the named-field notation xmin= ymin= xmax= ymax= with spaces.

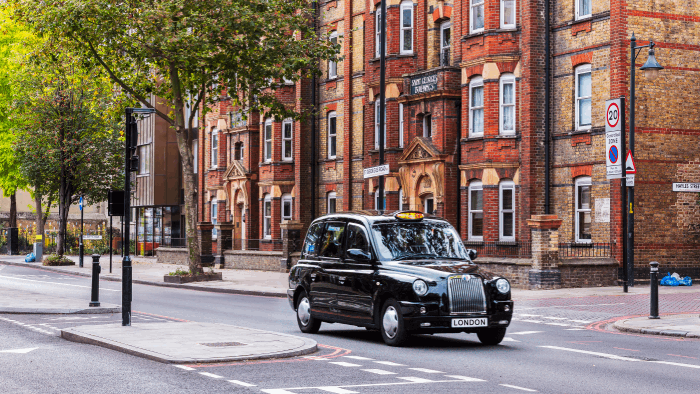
xmin=1 ymin=264 xmax=699 ymax=394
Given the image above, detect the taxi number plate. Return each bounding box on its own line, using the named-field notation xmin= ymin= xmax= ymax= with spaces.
xmin=451 ymin=317 xmax=488 ymax=328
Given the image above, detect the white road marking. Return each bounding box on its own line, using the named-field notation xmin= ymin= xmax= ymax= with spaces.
xmin=502 ymin=337 xmax=520 ymax=342
xmin=517 ymin=320 xmax=544 ymax=324
xmin=342 ymin=356 xmax=374 ymax=360
xmin=373 ymin=361 xmax=405 ymax=366
xmin=500 ymin=384 xmax=537 ymax=392
xmin=0 ymin=275 xmax=119 ymax=291
xmin=517 ymin=314 xmax=541 ymax=317
xmin=318 ymin=387 xmax=358 ymax=394
xmin=174 ymin=365 xmax=195 ymax=371
xmin=408 ymin=368 xmax=444 ymax=373
xmin=228 ymin=380 xmax=256 ymax=387
xmin=445 ymin=375 xmax=486 ymax=382
xmin=199 ymin=372 xmax=223 ymax=379
xmin=362 ymin=369 xmax=396 ymax=375
xmin=0 ymin=347 xmax=38 ymax=354
xmin=566 ymin=328 xmax=587 ymax=331
xmin=542 ymin=317 xmax=568 ymax=320
xmin=261 ymin=390 xmax=296 ymax=394
xmin=508 ymin=331 xmax=543 ymax=335
xmin=569 ymin=319 xmax=594 ymax=323
xmin=544 ymin=322 xmax=571 ymax=327
xmin=398 ymin=377 xmax=434 ymax=383
xmin=328 ymin=362 xmax=361 ymax=367
xmin=539 ymin=346 xmax=643 ymax=362
xmin=653 ymin=361 xmax=700 ymax=369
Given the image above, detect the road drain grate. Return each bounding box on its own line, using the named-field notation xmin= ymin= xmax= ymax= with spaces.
xmin=199 ymin=342 xmax=247 ymax=347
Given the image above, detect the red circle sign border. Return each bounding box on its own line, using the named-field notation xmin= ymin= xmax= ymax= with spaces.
xmin=607 ymin=102 xmax=620 ymax=128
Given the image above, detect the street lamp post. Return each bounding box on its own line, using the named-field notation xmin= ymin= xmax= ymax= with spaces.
xmin=627 ymin=33 xmax=663 ymax=287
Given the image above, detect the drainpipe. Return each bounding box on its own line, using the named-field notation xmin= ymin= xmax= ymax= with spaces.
xmin=311 ymin=1 xmax=318 ymax=219
xmin=544 ymin=0 xmax=551 ymax=215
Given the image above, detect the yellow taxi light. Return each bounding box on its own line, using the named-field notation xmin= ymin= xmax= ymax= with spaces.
xmin=395 ymin=212 xmax=424 ymax=221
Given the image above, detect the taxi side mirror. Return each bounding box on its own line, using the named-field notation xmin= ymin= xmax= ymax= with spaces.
xmin=468 ymin=249 xmax=478 ymax=260
xmin=347 ymin=248 xmax=372 ymax=262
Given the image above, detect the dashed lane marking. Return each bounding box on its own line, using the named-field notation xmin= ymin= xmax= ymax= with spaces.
xmin=668 ymin=354 xmax=697 ymax=360
xmin=517 ymin=320 xmax=544 ymax=324
xmin=199 ymin=372 xmax=223 ymax=379
xmin=373 ymin=361 xmax=405 ymax=366
xmin=542 ymin=317 xmax=568 ymax=320
xmin=328 ymin=362 xmax=361 ymax=367
xmin=317 ymin=387 xmax=358 ymax=394
xmin=398 ymin=377 xmax=434 ymax=383
xmin=508 ymin=331 xmax=543 ymax=335
xmin=444 ymin=375 xmax=486 ymax=382
xmin=500 ymin=384 xmax=538 ymax=392
xmin=540 ymin=346 xmax=700 ymax=369
xmin=263 ymin=376 xmax=488 ymax=393
xmin=0 ymin=347 xmax=38 ymax=354
xmin=174 ymin=366 xmax=196 ymax=371
xmin=0 ymin=274 xmax=119 ymax=291
xmin=565 ymin=328 xmax=587 ymax=331
xmin=544 ymin=322 xmax=571 ymax=327
xmin=362 ymin=369 xmax=396 ymax=375
xmin=502 ymin=337 xmax=520 ymax=342
xmin=408 ymin=368 xmax=444 ymax=373
xmin=342 ymin=356 xmax=373 ymax=360
xmin=261 ymin=389 xmax=296 ymax=394
xmin=228 ymin=380 xmax=256 ymax=387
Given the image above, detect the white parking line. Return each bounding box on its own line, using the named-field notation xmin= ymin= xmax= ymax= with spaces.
xmin=500 ymin=383 xmax=537 ymax=392
xmin=362 ymin=369 xmax=396 ymax=375
xmin=174 ymin=365 xmax=195 ymax=371
xmin=398 ymin=377 xmax=434 ymax=383
xmin=0 ymin=275 xmax=119 ymax=291
xmin=199 ymin=372 xmax=223 ymax=379
xmin=328 ymin=362 xmax=361 ymax=367
xmin=228 ymin=380 xmax=256 ymax=387
xmin=318 ymin=387 xmax=358 ymax=394
xmin=373 ymin=361 xmax=405 ymax=366
xmin=408 ymin=368 xmax=444 ymax=373
xmin=342 ymin=356 xmax=373 ymax=360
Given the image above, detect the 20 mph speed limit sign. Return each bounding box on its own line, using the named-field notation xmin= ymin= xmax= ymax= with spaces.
xmin=605 ymin=98 xmax=623 ymax=179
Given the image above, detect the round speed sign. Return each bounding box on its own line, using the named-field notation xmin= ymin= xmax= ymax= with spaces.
xmin=607 ymin=102 xmax=620 ymax=129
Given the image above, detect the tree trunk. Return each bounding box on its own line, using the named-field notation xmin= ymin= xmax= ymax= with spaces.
xmin=9 ymin=192 xmax=16 ymax=228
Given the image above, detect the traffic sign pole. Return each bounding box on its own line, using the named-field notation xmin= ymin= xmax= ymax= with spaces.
xmin=378 ymin=0 xmax=386 ymax=213
xmin=619 ymin=97 xmax=628 ymax=293
xmin=79 ymin=195 xmax=84 ymax=268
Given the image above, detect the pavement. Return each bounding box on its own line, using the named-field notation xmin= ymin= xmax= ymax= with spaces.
xmin=1 ymin=254 xmax=698 ymax=364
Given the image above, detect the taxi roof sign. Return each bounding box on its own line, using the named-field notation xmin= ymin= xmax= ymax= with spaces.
xmin=395 ymin=211 xmax=424 ymax=221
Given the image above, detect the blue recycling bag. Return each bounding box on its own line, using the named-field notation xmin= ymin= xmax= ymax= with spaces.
xmin=24 ymin=252 xmax=35 ymax=262
xmin=660 ymin=272 xmax=679 ymax=286
xmin=679 ymin=276 xmax=692 ymax=286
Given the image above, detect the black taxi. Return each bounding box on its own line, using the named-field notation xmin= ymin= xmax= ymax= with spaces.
xmin=287 ymin=211 xmax=513 ymax=346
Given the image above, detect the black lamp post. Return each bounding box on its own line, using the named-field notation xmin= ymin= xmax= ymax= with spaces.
xmin=627 ymin=33 xmax=663 ymax=287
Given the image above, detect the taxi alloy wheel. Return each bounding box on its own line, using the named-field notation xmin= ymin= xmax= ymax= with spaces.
xmin=476 ymin=327 xmax=507 ymax=346
xmin=379 ymin=299 xmax=409 ymax=346
xmin=296 ymin=291 xmax=321 ymax=334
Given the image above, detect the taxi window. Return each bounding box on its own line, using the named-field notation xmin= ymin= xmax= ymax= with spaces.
xmin=318 ymin=222 xmax=346 ymax=259
xmin=346 ymin=223 xmax=370 ymax=254
xmin=302 ymin=223 xmax=324 ymax=257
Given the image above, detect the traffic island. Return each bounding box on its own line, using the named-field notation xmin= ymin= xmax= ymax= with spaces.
xmin=163 ymin=270 xmax=223 ymax=284
xmin=612 ymin=313 xmax=700 ymax=338
xmin=61 ymin=322 xmax=318 ymax=363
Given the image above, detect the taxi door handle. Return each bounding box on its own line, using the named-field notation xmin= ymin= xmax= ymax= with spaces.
xmin=338 ymin=276 xmax=347 ymax=284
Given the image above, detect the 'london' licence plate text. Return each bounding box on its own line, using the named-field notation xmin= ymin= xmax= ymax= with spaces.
xmin=451 ymin=317 xmax=488 ymax=328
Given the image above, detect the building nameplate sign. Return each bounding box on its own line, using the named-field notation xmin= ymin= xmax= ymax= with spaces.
xmin=410 ymin=73 xmax=438 ymax=95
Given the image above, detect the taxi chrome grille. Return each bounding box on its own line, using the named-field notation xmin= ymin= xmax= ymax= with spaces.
xmin=448 ymin=275 xmax=487 ymax=314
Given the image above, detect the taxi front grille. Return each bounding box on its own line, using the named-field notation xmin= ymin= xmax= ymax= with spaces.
xmin=448 ymin=275 xmax=487 ymax=314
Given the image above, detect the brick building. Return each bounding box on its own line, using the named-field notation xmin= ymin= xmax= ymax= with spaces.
xmin=196 ymin=0 xmax=700 ymax=287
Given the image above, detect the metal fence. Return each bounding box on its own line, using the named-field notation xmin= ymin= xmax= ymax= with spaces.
xmin=558 ymin=242 xmax=613 ymax=258
xmin=465 ymin=242 xmax=532 ymax=258
xmin=0 ymin=229 xmax=33 ymax=254
xmin=232 ymin=238 xmax=283 ymax=252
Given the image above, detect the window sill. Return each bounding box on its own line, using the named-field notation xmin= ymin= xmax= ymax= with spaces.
xmin=136 ymin=174 xmax=149 ymax=178
xmin=461 ymin=27 xmax=520 ymax=42
xmin=495 ymin=134 xmax=517 ymax=139
xmin=571 ymin=128 xmax=592 ymax=135
xmin=464 ymin=135 xmax=484 ymax=142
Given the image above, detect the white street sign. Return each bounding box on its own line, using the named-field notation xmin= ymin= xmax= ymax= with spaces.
xmin=363 ymin=164 xmax=390 ymax=179
xmin=673 ymin=183 xmax=700 ymax=192
xmin=605 ymin=99 xmax=623 ymax=180
xmin=626 ymin=173 xmax=635 ymax=187
xmin=83 ymin=235 xmax=103 ymax=240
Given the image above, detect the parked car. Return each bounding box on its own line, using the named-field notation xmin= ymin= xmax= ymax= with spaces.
xmin=287 ymin=210 xmax=513 ymax=346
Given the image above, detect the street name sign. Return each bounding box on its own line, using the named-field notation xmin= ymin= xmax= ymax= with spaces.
xmin=605 ymin=99 xmax=623 ymax=180
xmin=625 ymin=151 xmax=636 ymax=187
xmin=83 ymin=235 xmax=103 ymax=240
xmin=673 ymin=183 xmax=700 ymax=192
xmin=363 ymin=164 xmax=390 ymax=179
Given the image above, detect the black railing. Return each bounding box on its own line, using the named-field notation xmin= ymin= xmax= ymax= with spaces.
xmin=232 ymin=238 xmax=283 ymax=252
xmin=559 ymin=242 xmax=613 ymax=258
xmin=464 ymin=242 xmax=532 ymax=258
xmin=440 ymin=49 xmax=451 ymax=67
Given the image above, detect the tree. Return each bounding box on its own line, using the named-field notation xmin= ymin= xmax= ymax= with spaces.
xmin=13 ymin=0 xmax=339 ymax=273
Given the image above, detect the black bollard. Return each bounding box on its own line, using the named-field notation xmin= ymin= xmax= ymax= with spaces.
xmin=649 ymin=261 xmax=659 ymax=319
xmin=89 ymin=254 xmax=101 ymax=307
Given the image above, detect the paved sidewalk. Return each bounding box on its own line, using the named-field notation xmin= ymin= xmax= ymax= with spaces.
xmin=0 ymin=287 xmax=120 ymax=314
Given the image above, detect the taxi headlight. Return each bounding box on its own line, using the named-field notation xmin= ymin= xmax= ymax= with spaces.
xmin=412 ymin=280 xmax=429 ymax=296
xmin=496 ymin=278 xmax=510 ymax=294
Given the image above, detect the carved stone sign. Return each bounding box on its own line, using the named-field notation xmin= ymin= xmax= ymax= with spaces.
xmin=410 ymin=73 xmax=438 ymax=95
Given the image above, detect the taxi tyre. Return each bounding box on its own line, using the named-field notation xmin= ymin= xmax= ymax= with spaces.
xmin=296 ymin=290 xmax=322 ymax=334
xmin=379 ymin=298 xmax=410 ymax=347
xmin=476 ymin=327 xmax=507 ymax=345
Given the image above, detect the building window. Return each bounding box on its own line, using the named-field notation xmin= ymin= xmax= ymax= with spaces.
xmin=192 ymin=140 xmax=198 ymax=174
xmin=264 ymin=118 xmax=272 ymax=162
xmin=328 ymin=111 xmax=337 ymax=159
xmin=468 ymin=181 xmax=483 ymax=241
xmin=282 ymin=119 xmax=293 ymax=161
xmin=575 ymin=64 xmax=592 ymax=130
xmin=575 ymin=177 xmax=592 ymax=243
xmin=327 ymin=192 xmax=337 ymax=214
xmin=575 ymin=0 xmax=591 ymax=20
xmin=375 ymin=189 xmax=385 ymax=210
xmin=440 ymin=22 xmax=451 ymax=66
xmin=501 ymin=0 xmax=516 ymax=29
xmin=281 ymin=194 xmax=292 ymax=221
xmin=500 ymin=74 xmax=516 ymax=135
xmin=263 ymin=194 xmax=272 ymax=239
xmin=398 ymin=188 xmax=404 ymax=211
xmin=499 ymin=180 xmax=515 ymax=241
xmin=423 ymin=114 xmax=432 ymax=138
xmin=469 ymin=77 xmax=484 ymax=137
xmin=423 ymin=194 xmax=434 ymax=214
xmin=329 ymin=31 xmax=338 ymax=79
xmin=375 ymin=8 xmax=385 ymax=58
xmin=470 ymin=0 xmax=484 ymax=34
xmin=399 ymin=103 xmax=404 ymax=148
xmin=374 ymin=99 xmax=386 ymax=148
xmin=211 ymin=199 xmax=218 ymax=239
xmin=138 ymin=145 xmax=150 ymax=175
xmin=400 ymin=1 xmax=413 ymax=54
xmin=211 ymin=129 xmax=219 ymax=168
xmin=239 ymin=142 xmax=244 ymax=161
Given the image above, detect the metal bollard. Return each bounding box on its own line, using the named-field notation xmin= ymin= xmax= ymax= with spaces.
xmin=89 ymin=254 xmax=101 ymax=307
xmin=649 ymin=261 xmax=659 ymax=319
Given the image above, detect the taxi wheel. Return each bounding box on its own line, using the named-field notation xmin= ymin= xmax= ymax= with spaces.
xmin=296 ymin=291 xmax=321 ymax=334
xmin=476 ymin=327 xmax=507 ymax=345
xmin=379 ymin=299 xmax=409 ymax=347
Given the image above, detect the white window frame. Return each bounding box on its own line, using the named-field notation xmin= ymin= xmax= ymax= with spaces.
xmin=575 ymin=64 xmax=592 ymax=131
xmin=211 ymin=199 xmax=218 ymax=239
xmin=138 ymin=145 xmax=150 ymax=175
xmin=499 ymin=180 xmax=516 ymax=242
xmin=264 ymin=118 xmax=272 ymax=162
xmin=211 ymin=129 xmax=219 ymax=168
xmin=327 ymin=192 xmax=337 ymax=214
xmin=328 ymin=111 xmax=337 ymax=159
xmin=469 ymin=77 xmax=484 ymax=137
xmin=282 ymin=118 xmax=293 ymax=161
xmin=193 ymin=140 xmax=198 ymax=174
xmin=468 ymin=181 xmax=483 ymax=241
xmin=423 ymin=114 xmax=431 ymax=138
xmin=399 ymin=103 xmax=404 ymax=148
xmin=575 ymin=176 xmax=592 ymax=243
xmin=239 ymin=142 xmax=244 ymax=161
xmin=375 ymin=8 xmax=385 ymax=58
xmin=281 ymin=194 xmax=293 ymax=221
xmin=400 ymin=1 xmax=413 ymax=55
xmin=575 ymin=0 xmax=592 ymax=21
xmin=470 ymin=0 xmax=485 ymax=34
xmin=499 ymin=74 xmax=516 ymax=135
xmin=501 ymin=0 xmax=516 ymax=29
xmin=374 ymin=99 xmax=386 ymax=149
xmin=263 ymin=194 xmax=272 ymax=239
xmin=398 ymin=188 xmax=404 ymax=211
xmin=329 ymin=31 xmax=338 ymax=79
xmin=440 ymin=22 xmax=451 ymax=66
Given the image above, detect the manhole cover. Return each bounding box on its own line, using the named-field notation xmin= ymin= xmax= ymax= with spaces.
xmin=199 ymin=342 xmax=247 ymax=347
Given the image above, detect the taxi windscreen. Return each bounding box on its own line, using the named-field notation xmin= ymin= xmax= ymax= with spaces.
xmin=371 ymin=221 xmax=469 ymax=261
